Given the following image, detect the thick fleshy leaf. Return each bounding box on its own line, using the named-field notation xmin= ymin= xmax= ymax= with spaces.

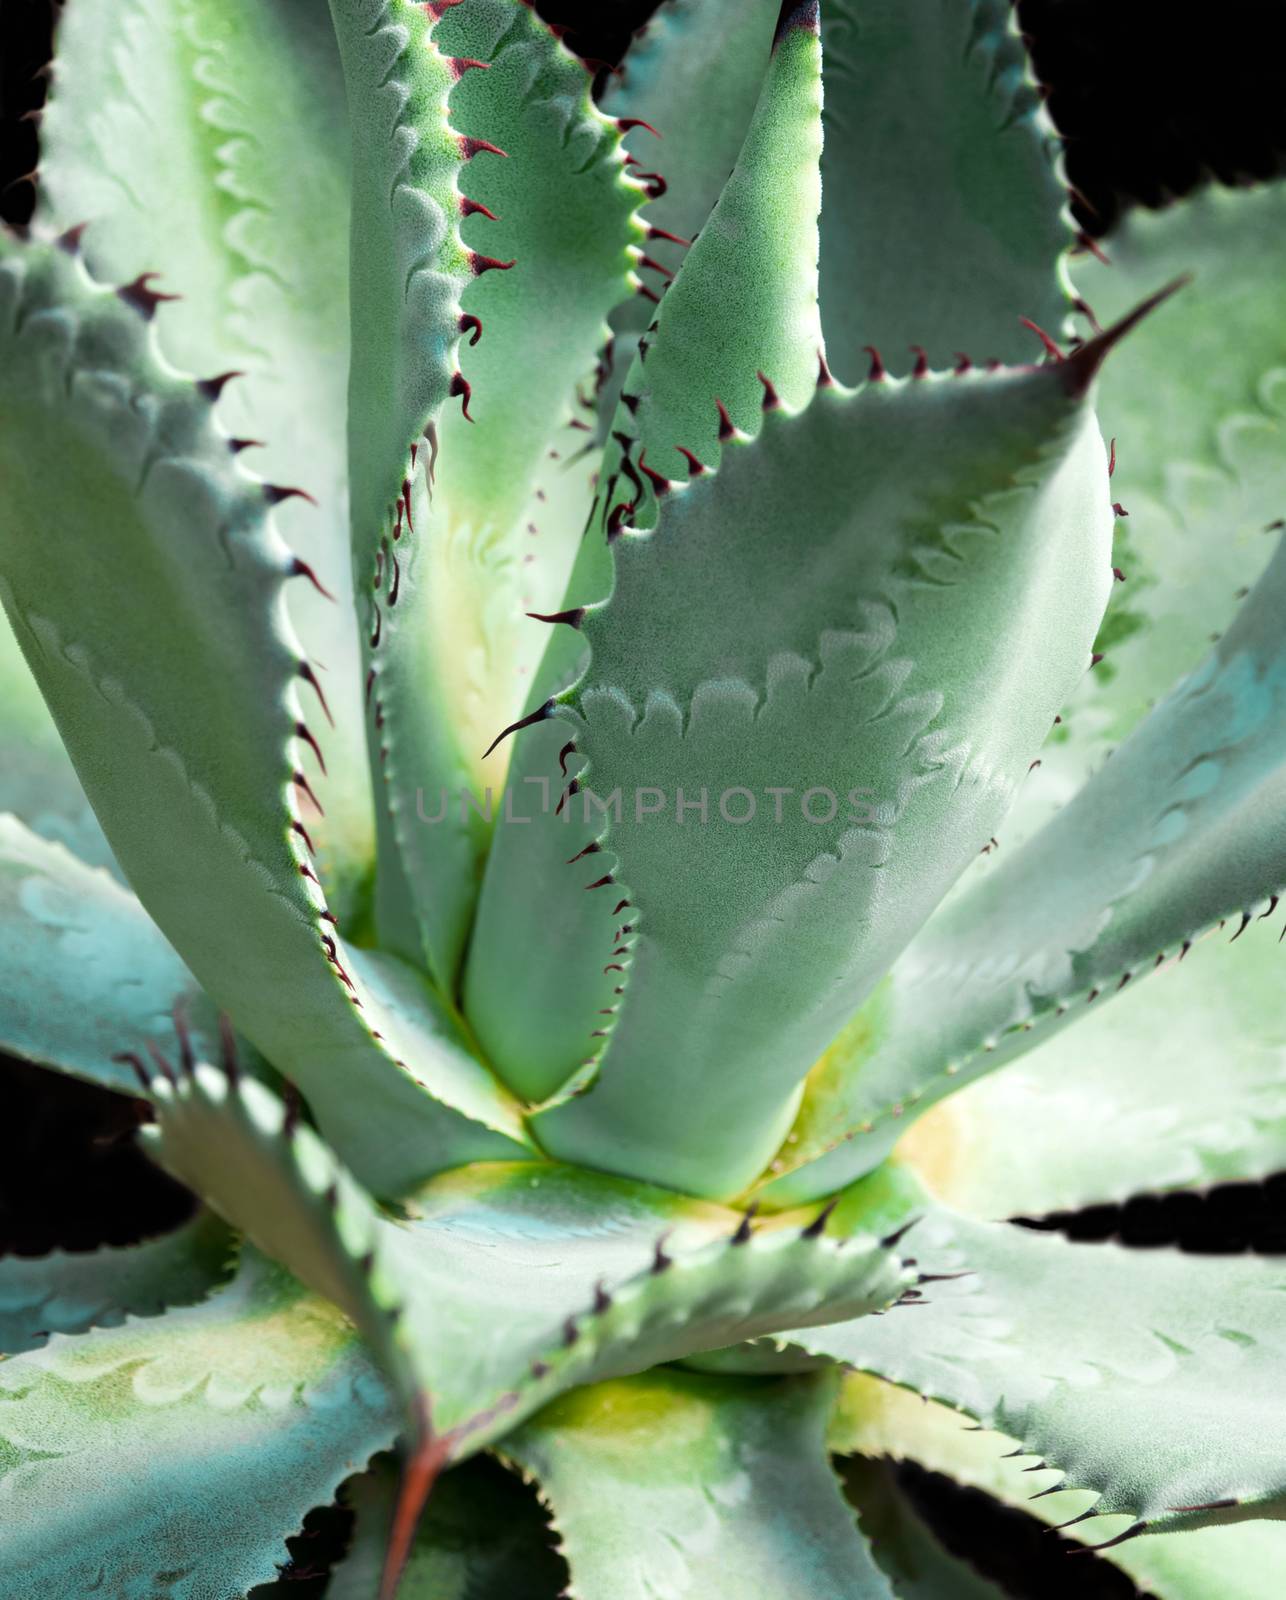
xmin=0 ymin=814 xmax=216 ymax=1095
xmin=0 ymin=234 xmax=528 ymax=1196
xmin=595 ymin=0 xmax=782 ymax=427
xmin=840 ymin=1455 xmax=1009 ymax=1600
xmin=466 ymin=4 xmax=825 ymax=1109
xmin=0 ymin=620 xmax=112 ymax=872
xmin=144 ymin=1061 xmax=914 ymax=1466
xmin=0 ymin=1211 xmax=233 ymax=1356
xmin=0 ymin=1250 xmax=397 ymax=1600
xmin=39 ymin=0 xmax=373 ymax=917
xmin=817 ymin=0 xmax=1073 ymax=382
xmin=833 ymin=1374 xmax=1286 ymax=1600
xmin=502 ymin=1368 xmax=898 ymax=1600
xmin=764 ymin=525 xmax=1286 ymax=1205
xmin=520 ymin=344 xmax=1115 ymax=1198
xmin=897 ymin=912 xmax=1286 ymax=1220
xmin=790 ymin=1178 xmax=1286 ymax=1543
xmin=329 ymin=1454 xmax=564 ymax=1600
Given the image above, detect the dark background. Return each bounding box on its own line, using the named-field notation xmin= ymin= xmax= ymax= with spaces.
xmin=3 ymin=1 xmax=1286 ymax=1594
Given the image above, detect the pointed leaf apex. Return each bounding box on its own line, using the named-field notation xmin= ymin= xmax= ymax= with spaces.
xmin=1060 ymin=275 xmax=1191 ymax=396
xmin=774 ymin=0 xmax=820 ymax=46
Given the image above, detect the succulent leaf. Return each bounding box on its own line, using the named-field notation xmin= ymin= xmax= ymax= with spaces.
xmin=596 ymin=0 xmax=783 ymax=427
xmin=39 ymin=0 xmax=373 ymax=918
xmin=0 ymin=1211 xmax=233 ymax=1357
xmin=897 ymin=913 xmax=1286 ymax=1219
xmin=502 ymin=1368 xmax=899 ymax=1600
xmin=329 ymin=1453 xmax=564 ymax=1600
xmin=145 ymin=1060 xmax=914 ymax=1463
xmin=525 ymin=351 xmax=1113 ymax=1197
xmin=0 ymin=233 xmax=528 ymax=1195
xmin=0 ymin=814 xmax=214 ymax=1096
xmin=0 ymin=1249 xmax=397 ymax=1600
xmin=791 ymin=1182 xmax=1286 ymax=1541
xmin=765 ymin=522 xmax=1286 ymax=1203
xmin=816 ymin=0 xmax=1075 ymax=381
xmin=833 ymin=1374 xmax=1286 ymax=1600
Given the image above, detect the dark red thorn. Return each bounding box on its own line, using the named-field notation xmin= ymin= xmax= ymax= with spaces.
xmin=647 ymin=225 xmax=692 ymax=247
xmin=1260 ymin=894 xmax=1279 ymax=920
xmin=801 ymin=1197 xmax=839 ymax=1239
xmin=604 ymin=962 xmax=626 ymax=974
xmin=527 ymin=606 xmax=585 ymax=629
xmin=817 ymin=349 xmax=836 ymax=387
xmin=448 ymin=56 xmax=489 ymax=78
xmin=1068 ymin=1524 xmax=1146 ymax=1555
xmin=218 ymin=1014 xmax=240 ymax=1083
xmin=674 ymin=445 xmax=706 ymax=475
xmin=652 ymin=1234 xmax=673 ymax=1272
xmin=197 ymin=370 xmax=244 ymax=402
xmin=282 ymin=1081 xmax=302 ymax=1137
xmin=1048 ymin=1508 xmax=1099 ymax=1533
xmin=112 ymin=1051 xmax=153 ymax=1094
xmin=1231 ymin=911 xmax=1252 ymax=942
xmin=292 ymin=819 xmax=318 ymax=858
xmin=637 ymin=281 xmax=662 ymax=305
xmin=388 ymin=549 xmax=401 ymax=606
xmin=460 ymin=136 xmax=508 ymax=161
xmin=1019 ymin=316 xmax=1064 ymax=361
xmin=1113 ymin=501 xmax=1129 ymax=518
xmin=635 ymin=253 xmax=673 ymax=279
xmin=370 ymin=602 xmax=382 ymax=648
xmin=470 ymin=251 xmax=516 ymax=275
xmin=1061 ymin=277 xmax=1190 ymax=397
xmin=757 ymin=371 xmax=781 ymax=410
xmin=459 ymin=312 xmax=483 ymax=346
xmin=145 ymin=1040 xmax=178 ymax=1087
xmin=555 ymin=780 xmax=580 ymax=816
xmin=364 ymin=668 xmax=377 ymax=707
xmin=295 ymin=721 xmax=328 ymax=775
xmin=618 ymin=117 xmax=661 ymax=138
xmin=568 ymin=417 xmax=595 ymax=433
xmin=291 ymin=558 xmax=335 ymax=601
xmin=637 ymin=449 xmax=670 ymax=494
xmin=1074 ymin=229 xmax=1111 ymax=265
xmin=117 ymin=272 xmax=180 ymax=320
xmin=633 ymin=170 xmax=668 ymax=199
xmin=881 ymin=1216 xmax=920 ymax=1249
xmin=297 ymin=663 xmax=333 ymax=727
xmin=56 ymin=221 xmax=88 ymax=254
xmin=910 ymin=345 xmax=929 ymax=378
xmin=1113 ymin=566 xmax=1126 ymax=582
xmin=606 ymin=501 xmax=633 ymax=539
xmin=460 ymin=195 xmax=499 ymax=221
xmin=1073 ymin=294 xmax=1104 ymax=333
xmin=450 ymin=371 xmax=475 ymax=421
xmin=1108 ymin=437 xmax=1117 ymax=476
xmin=378 ymin=1429 xmax=453 ymax=1600
xmin=620 ymin=392 xmax=641 ymax=416
xmin=954 ymin=352 xmax=973 ymax=374
xmin=483 ymin=698 xmax=555 ymax=760
xmin=263 ymin=483 xmax=318 ymax=507
xmin=567 ymin=841 xmax=602 ymax=864
xmin=293 ymin=769 xmax=325 ymax=814
xmin=584 ymin=874 xmax=615 ymax=891
xmin=731 ymin=1204 xmax=758 ymax=1245
xmin=715 ymin=398 xmax=735 ymax=442
xmin=612 ymin=900 xmax=631 ymax=915
xmin=1090 ymin=651 xmax=1104 ymax=666
xmin=227 ymin=437 xmax=263 ymax=455
xmin=864 ymin=345 xmax=886 ymax=381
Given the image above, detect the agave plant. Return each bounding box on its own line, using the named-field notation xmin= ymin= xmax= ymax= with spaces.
xmin=3 ymin=0 xmax=1286 ymax=1594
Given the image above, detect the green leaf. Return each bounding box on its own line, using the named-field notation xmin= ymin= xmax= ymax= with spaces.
xmin=0 ymin=619 xmax=113 ymax=873
xmin=524 ymin=343 xmax=1114 ymax=1198
xmin=0 ymin=233 xmax=528 ymax=1196
xmin=0 ymin=1249 xmax=398 ymax=1600
xmin=329 ymin=1454 xmax=565 ymax=1600
xmin=832 ymin=1373 xmax=1286 ymax=1600
xmin=502 ymin=1368 xmax=898 ymax=1600
xmin=761 ymin=519 xmax=1286 ymax=1205
xmin=894 ymin=910 xmax=1286 ymax=1220
xmin=0 ymin=1211 xmax=233 ymax=1356
xmin=792 ymin=1182 xmax=1286 ymax=1543
xmin=0 ymin=814 xmax=215 ymax=1095
xmin=840 ymin=1455 xmax=1010 ymax=1600
xmin=40 ymin=0 xmax=373 ymax=919
xmin=596 ymin=0 xmax=783 ymax=425
xmin=144 ymin=1060 xmax=913 ymax=1465
xmin=816 ymin=0 xmax=1074 ymax=382
xmin=1002 ymin=183 xmax=1286 ymax=855
xmin=350 ymin=0 xmax=646 ymax=992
